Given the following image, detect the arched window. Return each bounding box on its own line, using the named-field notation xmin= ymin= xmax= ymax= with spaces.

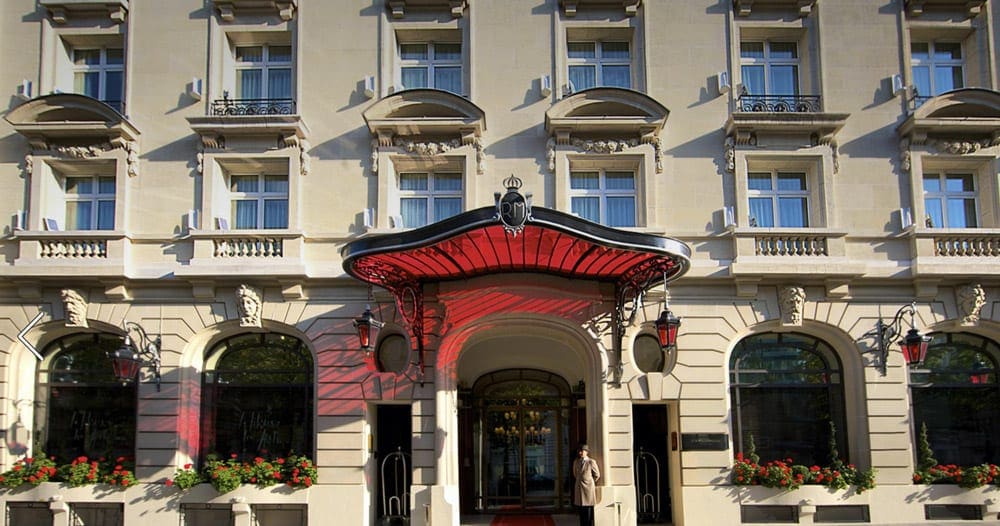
xmin=36 ymin=333 xmax=135 ymax=462
xmin=910 ymin=333 xmax=1000 ymax=466
xmin=200 ymin=333 xmax=313 ymax=460
xmin=730 ymin=332 xmax=846 ymax=466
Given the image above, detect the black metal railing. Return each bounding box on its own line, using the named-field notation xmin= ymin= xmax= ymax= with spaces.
xmin=737 ymin=94 xmax=822 ymax=113
xmin=210 ymin=98 xmax=296 ymax=116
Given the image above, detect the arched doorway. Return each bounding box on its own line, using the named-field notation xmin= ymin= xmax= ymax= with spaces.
xmin=460 ymin=369 xmax=583 ymax=514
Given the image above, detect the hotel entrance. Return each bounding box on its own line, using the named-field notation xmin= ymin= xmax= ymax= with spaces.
xmin=460 ymin=369 xmax=584 ymax=514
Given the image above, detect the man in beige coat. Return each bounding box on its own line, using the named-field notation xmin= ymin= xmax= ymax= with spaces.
xmin=573 ymin=444 xmax=600 ymax=526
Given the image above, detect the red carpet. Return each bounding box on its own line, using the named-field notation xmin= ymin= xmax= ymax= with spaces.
xmin=489 ymin=515 xmax=555 ymax=526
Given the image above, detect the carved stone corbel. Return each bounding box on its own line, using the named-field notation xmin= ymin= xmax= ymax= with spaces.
xmin=218 ymin=5 xmax=235 ymax=21
xmin=299 ymin=139 xmax=311 ymax=177
xmin=779 ymin=285 xmax=806 ymax=326
xmin=125 ymin=140 xmax=139 ymax=177
xmin=200 ymin=133 xmax=225 ymax=150
xmin=546 ymin=137 xmax=556 ymax=172
xmin=957 ymin=283 xmax=986 ymax=326
xmin=23 ymin=153 xmax=33 ymax=177
xmin=724 ymin=136 xmax=735 ymax=173
xmin=371 ymin=139 xmax=380 ymax=175
xmin=61 ymin=288 xmax=89 ymax=328
xmin=899 ymin=138 xmax=911 ymax=173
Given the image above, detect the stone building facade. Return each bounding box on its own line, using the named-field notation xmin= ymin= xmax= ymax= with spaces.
xmin=0 ymin=0 xmax=999 ymax=525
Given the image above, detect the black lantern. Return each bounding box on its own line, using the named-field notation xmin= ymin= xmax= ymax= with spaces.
xmin=860 ymin=301 xmax=930 ymax=376
xmin=353 ymin=305 xmax=383 ymax=352
xmin=109 ymin=322 xmax=161 ymax=390
xmin=654 ymin=309 xmax=681 ymax=349
xmin=899 ymin=327 xmax=931 ymax=367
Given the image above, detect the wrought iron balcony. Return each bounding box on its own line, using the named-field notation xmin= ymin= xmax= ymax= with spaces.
xmin=210 ymin=98 xmax=296 ymax=116
xmin=737 ymin=94 xmax=822 ymax=113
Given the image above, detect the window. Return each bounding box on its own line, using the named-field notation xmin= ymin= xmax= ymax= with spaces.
xmin=201 ymin=333 xmax=313 ymax=460
xmin=35 ymin=333 xmax=135 ymax=463
xmin=65 ymin=176 xmax=116 ymax=230
xmin=923 ymin=172 xmax=977 ymax=228
xmin=730 ymin=332 xmax=846 ymax=467
xmin=911 ymin=41 xmax=963 ymax=99
xmin=748 ymin=172 xmax=809 ymax=228
xmin=399 ymin=42 xmax=462 ymax=94
xmin=233 ymin=44 xmax=292 ymax=101
xmin=230 ymin=174 xmax=289 ymax=229
xmin=570 ymin=170 xmax=636 ymax=227
xmin=567 ymin=40 xmax=631 ymax=91
xmin=740 ymin=41 xmax=799 ymax=98
xmin=71 ymin=504 xmax=124 ymax=526
xmin=910 ymin=333 xmax=1000 ymax=466
xmin=399 ymin=172 xmax=462 ymax=228
xmin=72 ymin=47 xmax=124 ymax=112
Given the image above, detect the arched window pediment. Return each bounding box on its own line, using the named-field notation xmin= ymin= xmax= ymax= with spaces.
xmin=899 ymin=88 xmax=1000 ymax=143
xmin=545 ymin=87 xmax=668 ymax=140
xmin=5 ymin=94 xmax=140 ymax=148
xmin=364 ymin=88 xmax=486 ymax=142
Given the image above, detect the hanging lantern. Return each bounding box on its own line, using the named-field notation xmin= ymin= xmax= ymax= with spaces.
xmin=654 ymin=309 xmax=681 ymax=349
xmin=970 ymin=360 xmax=990 ymax=384
xmin=354 ymin=306 xmax=382 ymax=352
xmin=899 ymin=327 xmax=931 ymax=366
xmin=109 ymin=337 xmax=142 ymax=385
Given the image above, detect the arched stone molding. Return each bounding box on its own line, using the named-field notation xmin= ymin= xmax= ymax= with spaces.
xmin=898 ymin=88 xmax=1000 ymax=165
xmin=545 ymin=87 xmax=668 ymax=147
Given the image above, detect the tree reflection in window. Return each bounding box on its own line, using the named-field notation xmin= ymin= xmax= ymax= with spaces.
xmin=36 ymin=333 xmax=134 ymax=462
xmin=201 ymin=333 xmax=313 ymax=461
xmin=910 ymin=333 xmax=1000 ymax=466
xmin=729 ymin=332 xmax=846 ymax=467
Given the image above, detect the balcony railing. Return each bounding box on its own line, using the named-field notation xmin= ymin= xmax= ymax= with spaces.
xmin=213 ymin=236 xmax=284 ymax=258
xmin=39 ymin=238 xmax=108 ymax=259
xmin=753 ymin=233 xmax=829 ymax=256
xmin=933 ymin=234 xmax=1000 ymax=257
xmin=210 ymin=98 xmax=296 ymax=116
xmin=737 ymin=94 xmax=822 ymax=113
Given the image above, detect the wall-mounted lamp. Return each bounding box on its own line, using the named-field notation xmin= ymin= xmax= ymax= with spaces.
xmin=653 ymin=272 xmax=681 ymax=349
xmin=353 ymin=304 xmax=384 ymax=352
xmin=109 ymin=321 xmax=162 ymax=391
xmin=859 ymin=301 xmax=931 ymax=376
xmin=540 ymin=75 xmax=552 ymax=97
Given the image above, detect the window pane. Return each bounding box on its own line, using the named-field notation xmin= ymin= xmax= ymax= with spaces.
xmin=75 ymin=71 xmax=101 ymax=98
xmin=263 ymin=199 xmax=288 ymax=229
xmin=571 ymin=197 xmax=600 ymax=223
xmin=401 ymin=67 xmax=429 ymax=89
xmin=570 ymin=172 xmax=599 ymax=190
xmin=935 ymin=66 xmax=962 ymax=92
xmin=741 ymin=65 xmax=765 ymax=95
xmin=605 ymin=172 xmax=635 ymax=190
xmin=934 ymin=42 xmax=962 ymax=60
xmin=401 ymin=198 xmax=428 ymax=228
xmin=770 ymin=65 xmax=798 ymax=95
xmin=569 ymin=65 xmax=596 ymax=91
xmin=400 ymin=173 xmax=428 ymax=191
xmin=98 ymin=177 xmax=116 ymax=194
xmin=66 ymin=178 xmax=92 ymax=195
xmin=911 ymin=42 xmax=930 ymax=60
xmin=606 ymin=197 xmax=636 ymax=227
xmin=925 ymin=198 xmax=944 ymax=228
xmin=268 ymin=68 xmax=292 ymax=99
xmin=74 ymin=49 xmax=101 ymax=65
xmin=778 ymin=197 xmax=808 ymax=227
xmin=97 ymin=200 xmax=115 ymax=230
xmin=66 ymin=201 xmax=92 ymax=230
xmin=947 ymin=198 xmax=977 ymax=228
xmin=269 ymin=45 xmax=292 ymax=62
xmin=740 ymin=42 xmax=764 ymax=59
xmin=104 ymin=70 xmax=123 ymax=104
xmin=400 ymin=43 xmax=428 ymax=60
xmin=602 ymin=65 xmax=631 ymax=88
xmin=749 ymin=197 xmax=774 ymax=227
xmin=567 ymin=42 xmax=596 ymax=59
xmin=601 ymin=41 xmax=630 ymax=59
xmin=434 ymin=198 xmax=462 ymax=222
xmin=747 ymin=173 xmax=772 ymax=191
xmin=434 ymin=66 xmax=462 ymax=93
xmin=776 ymin=173 xmax=806 ymax=191
xmin=231 ymin=176 xmax=259 ymax=193
xmin=237 ymin=68 xmax=263 ymax=99
xmin=264 ymin=176 xmax=288 ymax=193
xmin=923 ymin=174 xmax=942 ymax=192
xmin=946 ymin=174 xmax=974 ymax=192
xmin=769 ymin=42 xmax=798 ymax=59
xmin=233 ymin=200 xmax=258 ymax=229
xmin=912 ymin=66 xmax=932 ymax=97
xmin=236 ymin=46 xmax=264 ymax=62
xmin=105 ymin=48 xmax=124 ymax=65
xmin=434 ymin=43 xmax=461 ymax=60
xmin=434 ymin=173 xmax=462 ymax=192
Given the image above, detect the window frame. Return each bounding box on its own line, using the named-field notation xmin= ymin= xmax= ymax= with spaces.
xmin=71 ymin=46 xmax=124 ymax=109
xmin=922 ymin=171 xmax=979 ymax=228
xmin=64 ymin=175 xmax=116 ymax=231
xmin=910 ymin=40 xmax=965 ymax=99
xmin=232 ymin=43 xmax=293 ymax=101
xmin=739 ymin=40 xmax=800 ymax=97
xmin=228 ymin=173 xmax=290 ymax=230
xmin=397 ymin=170 xmax=464 ymax=228
xmin=397 ymin=41 xmax=464 ymax=94
xmin=569 ymin=168 xmax=637 ymax=227
xmin=566 ymin=40 xmax=632 ymax=91
xmin=746 ymin=171 xmax=810 ymax=228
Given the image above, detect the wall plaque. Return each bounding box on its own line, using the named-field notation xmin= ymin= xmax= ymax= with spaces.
xmin=681 ymin=433 xmax=729 ymax=451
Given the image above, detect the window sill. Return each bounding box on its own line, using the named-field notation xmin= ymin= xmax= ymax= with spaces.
xmin=187 ymin=112 xmax=309 ymax=149
xmin=728 ymin=227 xmax=864 ymax=278
xmin=178 ymin=230 xmax=306 ymax=277
xmin=906 ymin=227 xmax=1000 ymax=276
xmin=725 ymin=110 xmax=849 ymax=145
xmin=2 ymin=230 xmax=129 ymax=276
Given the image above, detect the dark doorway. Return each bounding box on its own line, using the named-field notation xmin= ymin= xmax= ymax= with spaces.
xmin=376 ymin=405 xmax=412 ymax=525
xmin=633 ymin=405 xmax=671 ymax=524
